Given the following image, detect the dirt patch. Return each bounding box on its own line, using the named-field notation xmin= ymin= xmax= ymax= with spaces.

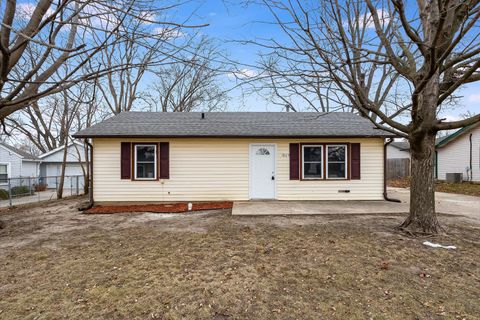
xmin=85 ymin=201 xmax=233 ymax=214
xmin=388 ymin=178 xmax=480 ymax=196
xmin=0 ymin=198 xmax=479 ymax=319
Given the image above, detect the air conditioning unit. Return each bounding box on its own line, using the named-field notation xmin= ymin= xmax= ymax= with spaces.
xmin=446 ymin=173 xmax=463 ymax=183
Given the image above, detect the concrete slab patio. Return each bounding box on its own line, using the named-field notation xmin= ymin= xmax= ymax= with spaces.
xmin=233 ymin=187 xmax=480 ymax=223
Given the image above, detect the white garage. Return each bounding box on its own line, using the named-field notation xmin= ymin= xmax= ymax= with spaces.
xmin=39 ymin=143 xmax=86 ymax=189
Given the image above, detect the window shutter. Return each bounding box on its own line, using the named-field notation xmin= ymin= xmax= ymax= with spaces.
xmin=351 ymin=143 xmax=361 ymax=180
xmin=120 ymin=142 xmax=131 ymax=179
xmin=289 ymin=143 xmax=300 ymax=180
xmin=159 ymin=142 xmax=169 ymax=179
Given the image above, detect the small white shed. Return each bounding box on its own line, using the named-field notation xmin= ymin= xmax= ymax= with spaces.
xmin=387 ymin=141 xmax=410 ymax=159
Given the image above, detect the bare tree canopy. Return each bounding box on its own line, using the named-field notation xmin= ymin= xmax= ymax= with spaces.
xmin=0 ymin=0 xmax=205 ymax=120
xmin=250 ymin=0 xmax=480 ymax=233
xmin=6 ymin=79 xmax=102 ymax=153
xmin=146 ymin=36 xmax=229 ymax=112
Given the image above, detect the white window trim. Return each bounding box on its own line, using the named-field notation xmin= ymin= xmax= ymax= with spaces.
xmin=134 ymin=144 xmax=157 ymax=180
xmin=326 ymin=144 xmax=348 ymax=180
xmin=302 ymin=145 xmax=323 ymax=179
xmin=0 ymin=162 xmax=11 ymax=185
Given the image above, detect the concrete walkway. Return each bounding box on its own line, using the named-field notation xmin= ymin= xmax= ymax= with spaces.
xmin=232 ymin=187 xmax=480 ymax=222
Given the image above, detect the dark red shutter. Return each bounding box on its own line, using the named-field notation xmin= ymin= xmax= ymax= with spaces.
xmin=120 ymin=142 xmax=131 ymax=179
xmin=351 ymin=143 xmax=361 ymax=180
xmin=289 ymin=143 xmax=300 ymax=180
xmin=159 ymin=142 xmax=169 ymax=179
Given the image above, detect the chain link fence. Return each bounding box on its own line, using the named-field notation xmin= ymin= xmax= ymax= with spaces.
xmin=0 ymin=175 xmax=85 ymax=207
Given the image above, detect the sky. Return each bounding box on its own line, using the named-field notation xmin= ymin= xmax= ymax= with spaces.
xmin=167 ymin=0 xmax=480 ymax=120
xmin=7 ymin=0 xmax=480 ymax=119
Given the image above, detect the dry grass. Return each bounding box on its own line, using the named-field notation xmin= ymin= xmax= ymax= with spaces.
xmin=388 ymin=178 xmax=480 ymax=197
xmin=0 ymin=198 xmax=479 ymax=319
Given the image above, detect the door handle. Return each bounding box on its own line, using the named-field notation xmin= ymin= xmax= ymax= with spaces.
xmin=271 ymin=176 xmax=275 ymax=180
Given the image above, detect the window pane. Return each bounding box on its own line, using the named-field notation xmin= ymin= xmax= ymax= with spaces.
xmin=0 ymin=165 xmax=7 ymax=174
xmin=256 ymin=147 xmax=270 ymax=155
xmin=304 ymin=163 xmax=322 ymax=178
xmin=328 ymin=163 xmax=346 ymax=178
xmin=137 ymin=163 xmax=155 ymax=179
xmin=328 ymin=146 xmax=345 ymax=161
xmin=304 ymin=146 xmax=322 ymax=162
xmin=137 ymin=146 xmax=155 ymax=162
xmin=0 ymin=173 xmax=7 ymax=183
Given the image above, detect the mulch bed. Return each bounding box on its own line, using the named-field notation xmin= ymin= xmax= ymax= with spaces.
xmin=84 ymin=201 xmax=233 ymax=214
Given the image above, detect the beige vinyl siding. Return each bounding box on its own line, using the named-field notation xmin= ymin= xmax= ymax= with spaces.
xmin=93 ymin=138 xmax=384 ymax=202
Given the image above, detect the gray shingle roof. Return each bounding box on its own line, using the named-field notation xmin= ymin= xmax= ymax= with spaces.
xmin=0 ymin=142 xmax=39 ymax=160
xmin=73 ymin=112 xmax=396 ymax=138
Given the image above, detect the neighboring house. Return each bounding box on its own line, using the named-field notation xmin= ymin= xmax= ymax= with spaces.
xmin=436 ymin=122 xmax=480 ymax=182
xmin=38 ymin=142 xmax=86 ymax=188
xmin=387 ymin=141 xmax=410 ymax=159
xmin=0 ymin=142 xmax=40 ymax=186
xmin=73 ymin=112 xmax=396 ymax=205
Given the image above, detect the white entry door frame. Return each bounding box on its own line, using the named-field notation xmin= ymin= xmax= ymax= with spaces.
xmin=249 ymin=143 xmax=277 ymax=200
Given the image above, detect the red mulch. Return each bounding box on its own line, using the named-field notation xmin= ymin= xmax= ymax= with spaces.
xmin=84 ymin=202 xmax=233 ymax=214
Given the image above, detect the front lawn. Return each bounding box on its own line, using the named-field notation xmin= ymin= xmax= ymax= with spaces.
xmin=388 ymin=177 xmax=480 ymax=197
xmin=0 ymin=198 xmax=479 ymax=319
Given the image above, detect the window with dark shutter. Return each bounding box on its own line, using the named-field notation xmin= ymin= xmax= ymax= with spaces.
xmin=159 ymin=142 xmax=169 ymax=179
xmin=289 ymin=143 xmax=300 ymax=180
xmin=350 ymin=143 xmax=361 ymax=180
xmin=120 ymin=142 xmax=131 ymax=179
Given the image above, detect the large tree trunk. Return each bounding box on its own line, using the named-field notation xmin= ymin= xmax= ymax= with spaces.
xmin=400 ymin=130 xmax=440 ymax=233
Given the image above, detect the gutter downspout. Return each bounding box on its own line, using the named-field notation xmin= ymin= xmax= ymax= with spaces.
xmin=384 ymin=138 xmax=401 ymax=203
xmin=81 ymin=138 xmax=94 ymax=210
xmin=469 ymin=133 xmax=473 ymax=181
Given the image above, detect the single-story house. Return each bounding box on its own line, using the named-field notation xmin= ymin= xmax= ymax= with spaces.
xmin=386 ymin=141 xmax=410 ymax=159
xmin=0 ymin=142 xmax=40 ymax=186
xmin=38 ymin=142 xmax=86 ymax=188
xmin=436 ymin=122 xmax=480 ymax=182
xmin=73 ymin=112 xmax=396 ymax=204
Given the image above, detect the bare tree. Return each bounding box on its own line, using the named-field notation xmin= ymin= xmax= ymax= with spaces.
xmin=0 ymin=0 xmax=205 ymax=120
xmin=93 ymin=11 xmax=188 ymax=114
xmin=255 ymin=51 xmax=349 ymax=112
xmin=6 ymin=80 xmax=97 ymax=151
xmin=146 ymin=36 xmax=229 ymax=112
xmin=252 ymin=0 xmax=480 ymax=233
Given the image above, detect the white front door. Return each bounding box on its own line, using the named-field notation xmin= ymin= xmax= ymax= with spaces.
xmin=250 ymin=144 xmax=276 ymax=199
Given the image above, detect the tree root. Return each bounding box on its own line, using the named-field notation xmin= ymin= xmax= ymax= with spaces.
xmin=396 ymin=218 xmax=446 ymax=237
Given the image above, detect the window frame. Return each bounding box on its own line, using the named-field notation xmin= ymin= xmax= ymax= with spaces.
xmin=301 ymin=144 xmax=324 ymax=180
xmin=133 ymin=144 xmax=158 ymax=180
xmin=300 ymin=143 xmax=350 ymax=181
xmin=326 ymin=144 xmax=348 ymax=180
xmin=0 ymin=163 xmax=10 ymax=185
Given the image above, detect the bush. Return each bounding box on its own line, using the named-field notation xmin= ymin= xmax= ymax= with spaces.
xmin=11 ymin=186 xmax=31 ymax=196
xmin=0 ymin=189 xmax=8 ymax=200
xmin=34 ymin=183 xmax=47 ymax=192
